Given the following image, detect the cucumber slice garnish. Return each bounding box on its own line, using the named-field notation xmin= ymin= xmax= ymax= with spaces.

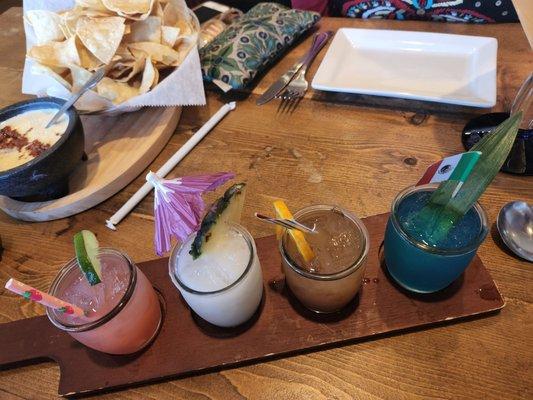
xmin=73 ymin=230 xmax=102 ymax=286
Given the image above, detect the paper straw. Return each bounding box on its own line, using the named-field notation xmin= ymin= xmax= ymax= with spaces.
xmin=5 ymin=278 xmax=85 ymax=317
xmin=105 ymin=101 xmax=237 ymax=230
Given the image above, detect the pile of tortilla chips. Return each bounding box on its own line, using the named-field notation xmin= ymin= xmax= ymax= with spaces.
xmin=25 ymin=0 xmax=198 ymax=105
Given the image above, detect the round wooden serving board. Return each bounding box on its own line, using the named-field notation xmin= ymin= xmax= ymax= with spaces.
xmin=0 ymin=106 xmax=181 ymax=221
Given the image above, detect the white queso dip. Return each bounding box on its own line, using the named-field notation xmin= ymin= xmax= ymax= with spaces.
xmin=0 ymin=109 xmax=69 ymax=172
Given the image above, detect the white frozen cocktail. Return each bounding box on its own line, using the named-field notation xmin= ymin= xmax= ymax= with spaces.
xmin=169 ymin=183 xmax=263 ymax=328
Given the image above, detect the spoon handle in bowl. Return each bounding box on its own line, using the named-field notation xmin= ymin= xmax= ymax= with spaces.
xmin=45 ymin=67 xmax=106 ymax=129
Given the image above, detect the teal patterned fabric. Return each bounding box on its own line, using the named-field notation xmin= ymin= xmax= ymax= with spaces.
xmin=200 ymin=3 xmax=320 ymax=91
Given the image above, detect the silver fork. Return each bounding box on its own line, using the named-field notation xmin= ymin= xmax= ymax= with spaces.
xmin=278 ymin=31 xmax=333 ymax=113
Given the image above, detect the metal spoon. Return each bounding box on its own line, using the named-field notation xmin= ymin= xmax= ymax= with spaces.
xmin=497 ymin=201 xmax=533 ymax=262
xmin=254 ymin=213 xmax=317 ymax=235
xmin=45 ymin=67 xmax=106 ymax=129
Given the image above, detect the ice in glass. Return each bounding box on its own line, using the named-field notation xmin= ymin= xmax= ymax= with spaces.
xmin=279 ymin=205 xmax=369 ymax=313
xmin=169 ymin=224 xmax=263 ymax=327
xmin=47 ymin=248 xmax=162 ymax=354
xmin=384 ymin=184 xmax=489 ymax=293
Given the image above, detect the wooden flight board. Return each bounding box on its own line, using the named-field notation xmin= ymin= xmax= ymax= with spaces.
xmin=0 ymin=213 xmax=505 ymax=397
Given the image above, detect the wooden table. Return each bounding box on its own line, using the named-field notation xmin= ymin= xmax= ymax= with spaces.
xmin=0 ymin=7 xmax=531 ymax=400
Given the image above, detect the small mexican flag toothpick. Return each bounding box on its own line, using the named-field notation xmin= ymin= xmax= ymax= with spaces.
xmin=410 ymin=111 xmax=523 ymax=245
xmin=417 ymin=151 xmax=481 ymax=198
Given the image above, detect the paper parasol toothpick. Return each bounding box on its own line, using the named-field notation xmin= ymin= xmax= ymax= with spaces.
xmin=146 ymin=171 xmax=234 ymax=255
xmin=105 ymin=102 xmax=236 ymax=230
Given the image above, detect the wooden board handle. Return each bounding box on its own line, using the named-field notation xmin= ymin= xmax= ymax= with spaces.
xmin=0 ymin=316 xmax=63 ymax=366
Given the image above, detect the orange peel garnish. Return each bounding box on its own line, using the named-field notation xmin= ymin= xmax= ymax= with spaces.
xmin=273 ymin=200 xmax=315 ymax=262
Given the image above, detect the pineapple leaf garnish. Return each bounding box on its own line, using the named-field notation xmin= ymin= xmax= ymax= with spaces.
xmin=409 ymin=111 xmax=523 ymax=245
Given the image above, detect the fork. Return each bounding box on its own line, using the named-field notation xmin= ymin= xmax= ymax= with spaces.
xmin=278 ymin=31 xmax=333 ymax=113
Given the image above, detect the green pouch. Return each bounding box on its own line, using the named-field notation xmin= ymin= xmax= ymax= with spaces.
xmin=200 ymin=2 xmax=320 ymax=92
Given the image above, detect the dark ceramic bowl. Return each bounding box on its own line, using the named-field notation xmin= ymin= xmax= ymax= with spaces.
xmin=0 ymin=97 xmax=85 ymax=201
xmin=462 ymin=112 xmax=533 ymax=176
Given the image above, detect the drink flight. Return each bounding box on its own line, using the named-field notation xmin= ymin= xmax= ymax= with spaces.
xmin=6 ymin=107 xmax=520 ymax=354
xmin=4 ymin=175 xmax=375 ymax=353
xmin=1 ymin=0 xmax=527 ymax=395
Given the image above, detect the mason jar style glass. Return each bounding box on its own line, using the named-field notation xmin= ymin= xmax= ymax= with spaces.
xmin=47 ymin=248 xmax=162 ymax=355
xmin=384 ymin=184 xmax=489 ymax=293
xmin=279 ymin=205 xmax=370 ymax=313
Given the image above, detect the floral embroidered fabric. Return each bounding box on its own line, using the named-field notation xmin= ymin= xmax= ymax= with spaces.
xmin=200 ymin=3 xmax=320 ymax=91
xmin=328 ymin=0 xmax=518 ymax=23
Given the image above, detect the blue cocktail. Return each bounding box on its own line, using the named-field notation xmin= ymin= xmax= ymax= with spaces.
xmin=384 ymin=184 xmax=489 ymax=293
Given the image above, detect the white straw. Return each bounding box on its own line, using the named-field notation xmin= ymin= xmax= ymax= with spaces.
xmin=105 ymin=102 xmax=236 ymax=230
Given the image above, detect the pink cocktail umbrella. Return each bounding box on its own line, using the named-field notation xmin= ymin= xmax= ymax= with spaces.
xmin=146 ymin=171 xmax=234 ymax=255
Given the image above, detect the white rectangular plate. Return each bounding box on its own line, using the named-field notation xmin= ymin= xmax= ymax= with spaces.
xmin=312 ymin=28 xmax=497 ymax=108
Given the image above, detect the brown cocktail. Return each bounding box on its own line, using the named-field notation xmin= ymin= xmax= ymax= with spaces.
xmin=279 ymin=205 xmax=369 ymax=313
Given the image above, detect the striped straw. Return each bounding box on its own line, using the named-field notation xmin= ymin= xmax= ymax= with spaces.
xmin=5 ymin=278 xmax=85 ymax=318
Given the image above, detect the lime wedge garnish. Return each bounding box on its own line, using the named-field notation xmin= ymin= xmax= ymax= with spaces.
xmin=73 ymin=230 xmax=102 ymax=286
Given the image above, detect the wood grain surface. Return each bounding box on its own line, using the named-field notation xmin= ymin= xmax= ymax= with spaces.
xmin=0 ymin=107 xmax=181 ymax=221
xmin=0 ymin=7 xmax=531 ymax=400
xmin=0 ymin=214 xmax=504 ymax=397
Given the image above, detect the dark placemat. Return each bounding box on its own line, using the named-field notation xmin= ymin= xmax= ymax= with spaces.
xmin=0 ymin=213 xmax=504 ymax=397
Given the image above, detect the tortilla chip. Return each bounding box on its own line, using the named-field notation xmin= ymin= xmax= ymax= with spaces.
xmin=76 ymin=16 xmax=126 ymax=64
xmin=153 ymin=65 xmax=160 ymax=87
xmin=126 ymin=16 xmax=161 ymax=43
xmin=108 ymin=61 xmax=134 ymax=80
xmin=97 ymin=77 xmax=139 ymax=103
xmin=127 ymin=41 xmax=181 ymax=66
xmin=153 ymin=0 xmax=164 ymax=18
xmin=28 ymin=36 xmax=81 ymax=68
xmin=58 ymin=9 xmax=78 ymax=38
xmin=60 ymin=6 xmax=114 ymax=39
xmin=102 ymin=0 xmax=154 ymax=20
xmin=161 ymin=26 xmax=180 ymax=47
xmin=25 ymin=10 xmax=64 ymax=45
xmin=109 ymin=56 xmax=146 ymax=82
xmin=75 ymin=0 xmax=108 ymax=11
xmin=161 ymin=2 xmax=178 ymax=26
xmin=69 ymin=64 xmax=93 ymax=91
xmin=76 ymin=39 xmax=105 ymax=70
xmin=162 ymin=0 xmax=191 ymax=35
xmin=31 ymin=63 xmax=72 ymax=90
xmin=163 ymin=0 xmax=189 ymax=20
xmin=114 ymin=44 xmax=136 ymax=61
xmin=139 ymin=57 xmax=157 ymax=94
xmin=174 ymin=34 xmax=195 ymax=52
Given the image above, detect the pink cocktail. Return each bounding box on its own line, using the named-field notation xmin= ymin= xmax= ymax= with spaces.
xmin=47 ymin=248 xmax=161 ymax=355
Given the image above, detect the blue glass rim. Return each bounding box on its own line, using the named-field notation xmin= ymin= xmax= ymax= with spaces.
xmin=390 ymin=184 xmax=489 ymax=256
